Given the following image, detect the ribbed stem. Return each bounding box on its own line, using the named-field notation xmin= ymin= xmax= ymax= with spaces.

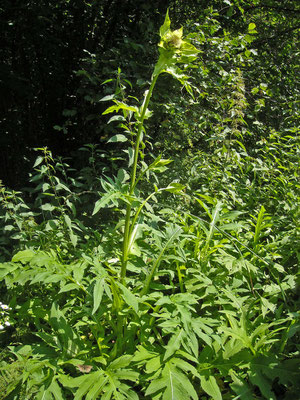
xmin=120 ymin=74 xmax=159 ymax=281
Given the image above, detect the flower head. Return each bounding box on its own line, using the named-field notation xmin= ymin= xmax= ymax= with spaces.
xmin=162 ymin=28 xmax=183 ymax=50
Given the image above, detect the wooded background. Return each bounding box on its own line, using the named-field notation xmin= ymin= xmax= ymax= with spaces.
xmin=1 ymin=0 xmax=299 ymax=187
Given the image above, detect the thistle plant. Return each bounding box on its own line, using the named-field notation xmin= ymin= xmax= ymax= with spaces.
xmin=94 ymin=11 xmax=199 ymax=284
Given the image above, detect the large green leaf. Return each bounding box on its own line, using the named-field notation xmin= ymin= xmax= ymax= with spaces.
xmin=107 ymin=134 xmax=128 ymax=143
xmin=12 ymin=249 xmax=35 ymax=263
xmin=35 ymin=379 xmax=66 ymax=400
xmin=145 ymin=356 xmax=198 ymax=400
xmin=230 ymin=372 xmax=253 ymax=400
xmin=48 ymin=303 xmax=80 ymax=357
xmin=92 ymin=276 xmax=105 ymax=314
xmin=249 ymin=355 xmax=300 ymax=399
xmin=164 ymin=329 xmax=184 ymax=361
xmin=62 ymin=362 xmax=139 ymax=400
xmin=199 ymin=374 xmax=222 ymax=400
xmin=92 ymin=191 xmax=121 ymax=215
xmin=117 ymin=282 xmax=139 ymax=314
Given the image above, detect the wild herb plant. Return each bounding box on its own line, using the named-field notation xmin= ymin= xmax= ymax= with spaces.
xmin=0 ymin=11 xmax=299 ymax=400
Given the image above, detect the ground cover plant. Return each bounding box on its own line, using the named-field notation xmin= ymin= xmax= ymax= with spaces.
xmin=0 ymin=10 xmax=299 ymax=400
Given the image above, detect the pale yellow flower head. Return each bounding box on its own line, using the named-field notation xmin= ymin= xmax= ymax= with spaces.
xmin=163 ymin=28 xmax=183 ymax=50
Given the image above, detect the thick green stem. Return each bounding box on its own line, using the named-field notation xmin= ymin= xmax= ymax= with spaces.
xmin=121 ymin=75 xmax=159 ymax=281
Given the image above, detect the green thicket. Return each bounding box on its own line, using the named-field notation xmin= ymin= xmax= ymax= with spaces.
xmin=0 ymin=1 xmax=299 ymax=399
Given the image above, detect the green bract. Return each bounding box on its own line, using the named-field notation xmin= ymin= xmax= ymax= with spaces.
xmin=153 ymin=10 xmax=199 ymax=77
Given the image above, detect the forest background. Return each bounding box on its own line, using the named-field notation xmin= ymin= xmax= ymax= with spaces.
xmin=0 ymin=0 xmax=299 ymax=399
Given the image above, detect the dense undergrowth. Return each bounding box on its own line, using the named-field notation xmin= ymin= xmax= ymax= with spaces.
xmin=0 ymin=12 xmax=299 ymax=400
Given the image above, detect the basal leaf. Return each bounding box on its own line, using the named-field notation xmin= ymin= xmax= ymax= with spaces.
xmin=92 ymin=277 xmax=105 ymax=314
xmin=200 ymin=374 xmax=222 ymax=400
xmin=249 ymin=369 xmax=275 ymax=399
xmin=164 ymin=329 xmax=184 ymax=361
xmin=145 ymin=358 xmax=197 ymax=400
xmin=73 ymin=370 xmax=104 ymax=400
xmin=108 ymin=355 xmax=133 ymax=370
xmin=249 ymin=355 xmax=300 ymax=399
xmin=230 ymin=371 xmax=253 ymax=400
xmin=46 ymin=379 xmax=65 ymax=400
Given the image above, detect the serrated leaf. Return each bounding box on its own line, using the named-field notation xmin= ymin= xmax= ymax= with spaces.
xmin=200 ymin=374 xmax=222 ymax=400
xmin=73 ymin=371 xmax=103 ymax=400
xmin=102 ymin=102 xmax=138 ymax=115
xmin=165 ymin=182 xmax=185 ymax=193
xmin=92 ymin=277 xmax=105 ymax=314
xmin=70 ymin=231 xmax=78 ymax=247
xmin=41 ymin=203 xmax=56 ymax=211
xmin=46 ymin=379 xmax=65 ymax=400
xmin=107 ymin=115 xmax=126 ymax=124
xmin=100 ymin=94 xmax=115 ymax=102
xmin=59 ymin=373 xmax=88 ymax=389
xmin=107 ymin=134 xmax=128 ymax=143
xmin=12 ymin=249 xmax=35 ymax=263
xmin=146 ymin=358 xmax=197 ymax=400
xmin=249 ymin=369 xmax=275 ymax=399
xmin=33 ymin=156 xmax=44 ymax=168
xmin=117 ymin=282 xmax=139 ymax=314
xmin=148 ymin=155 xmax=173 ymax=172
xmin=3 ymin=224 xmax=14 ymax=231
xmin=249 ymin=355 xmax=300 ymax=399
xmin=164 ymin=329 xmax=184 ymax=360
xmin=230 ymin=372 xmax=253 ymax=400
xmin=59 ymin=283 xmax=79 ymax=293
xmin=145 ymin=376 xmax=168 ymax=396
xmin=108 ymin=355 xmax=133 ymax=370
xmin=64 ymin=214 xmax=72 ymax=229
xmin=44 ymin=274 xmax=66 ymax=283
xmin=92 ymin=192 xmax=120 ymax=215
xmin=0 ymin=262 xmax=19 ymax=279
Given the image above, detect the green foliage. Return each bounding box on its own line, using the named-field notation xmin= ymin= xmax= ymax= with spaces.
xmin=0 ymin=7 xmax=299 ymax=400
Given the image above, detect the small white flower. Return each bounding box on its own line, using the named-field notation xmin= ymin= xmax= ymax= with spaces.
xmin=1 ymin=304 xmax=9 ymax=310
xmin=4 ymin=321 xmax=11 ymax=326
xmin=0 ymin=325 xmax=4 ymax=330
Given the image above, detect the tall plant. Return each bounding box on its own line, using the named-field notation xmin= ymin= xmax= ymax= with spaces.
xmin=93 ymin=10 xmax=198 ymax=283
xmin=90 ymin=11 xmax=199 ymax=358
